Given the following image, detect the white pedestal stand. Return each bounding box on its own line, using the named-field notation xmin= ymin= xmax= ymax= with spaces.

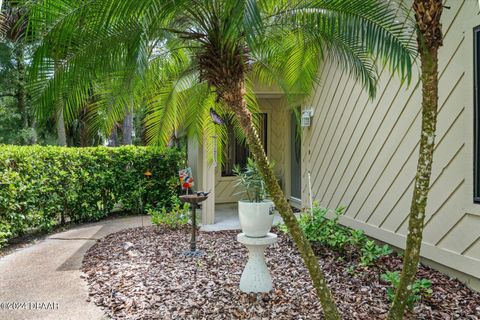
xmin=236 ymin=232 xmax=278 ymax=293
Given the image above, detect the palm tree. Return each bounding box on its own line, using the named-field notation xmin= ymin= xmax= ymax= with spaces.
xmin=387 ymin=0 xmax=443 ymax=318
xmin=26 ymin=1 xmax=416 ymax=318
xmin=0 ymin=0 xmax=35 ymax=144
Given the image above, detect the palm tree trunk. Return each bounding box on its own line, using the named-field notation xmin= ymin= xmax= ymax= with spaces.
xmin=122 ymin=108 xmax=133 ymax=145
xmin=31 ymin=118 xmax=37 ymax=144
xmin=387 ymin=1 xmax=443 ymax=318
xmin=54 ymin=60 xmax=68 ymax=147
xmin=108 ymin=125 xmax=118 ymax=147
xmin=57 ymin=108 xmax=67 ymax=146
xmin=14 ymin=44 xmax=28 ymax=130
xmin=15 ymin=43 xmax=38 ymax=145
xmin=224 ymin=80 xmax=340 ymax=320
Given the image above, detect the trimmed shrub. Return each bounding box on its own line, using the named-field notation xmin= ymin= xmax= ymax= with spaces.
xmin=0 ymin=145 xmax=184 ymax=247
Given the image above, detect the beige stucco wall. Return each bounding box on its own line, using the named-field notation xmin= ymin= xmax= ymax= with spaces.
xmin=215 ymin=97 xmax=290 ymax=203
xmin=302 ymin=0 xmax=480 ymax=283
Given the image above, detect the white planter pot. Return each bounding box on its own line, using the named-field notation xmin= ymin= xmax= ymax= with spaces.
xmin=238 ymin=200 xmax=275 ymax=238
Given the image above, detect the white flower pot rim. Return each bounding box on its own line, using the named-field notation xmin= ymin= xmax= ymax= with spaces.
xmin=238 ymin=200 xmax=275 ymax=237
xmin=238 ymin=199 xmax=274 ymax=203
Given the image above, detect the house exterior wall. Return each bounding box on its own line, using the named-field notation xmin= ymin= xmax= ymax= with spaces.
xmin=302 ymin=0 xmax=480 ymax=284
xmin=215 ymin=97 xmax=290 ymax=203
xmin=187 ymin=137 xmax=216 ymax=224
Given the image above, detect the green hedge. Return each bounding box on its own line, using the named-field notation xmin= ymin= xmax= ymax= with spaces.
xmin=0 ymin=145 xmax=185 ymax=247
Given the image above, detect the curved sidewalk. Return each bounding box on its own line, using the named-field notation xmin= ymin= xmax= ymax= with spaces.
xmin=0 ymin=215 xmax=151 ymax=320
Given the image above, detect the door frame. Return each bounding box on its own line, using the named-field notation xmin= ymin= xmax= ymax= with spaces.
xmin=214 ymin=109 xmax=272 ymax=203
xmin=288 ymin=107 xmax=302 ymax=209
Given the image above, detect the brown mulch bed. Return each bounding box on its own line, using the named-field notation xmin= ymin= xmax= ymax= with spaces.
xmin=82 ymin=226 xmax=480 ymax=319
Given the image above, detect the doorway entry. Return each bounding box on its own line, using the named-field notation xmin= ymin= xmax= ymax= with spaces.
xmin=290 ymin=112 xmax=302 ymax=201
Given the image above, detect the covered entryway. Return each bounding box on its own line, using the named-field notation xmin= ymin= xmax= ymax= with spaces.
xmin=188 ymin=96 xmax=295 ymax=225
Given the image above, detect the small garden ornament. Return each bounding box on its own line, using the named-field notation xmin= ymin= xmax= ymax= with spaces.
xmin=178 ymin=167 xmax=208 ymax=257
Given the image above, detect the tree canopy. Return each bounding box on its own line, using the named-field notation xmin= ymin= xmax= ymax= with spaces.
xmin=25 ymin=0 xmax=416 ymax=153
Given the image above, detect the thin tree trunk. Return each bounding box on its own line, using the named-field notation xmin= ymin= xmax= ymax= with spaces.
xmin=108 ymin=125 xmax=118 ymax=147
xmin=31 ymin=118 xmax=37 ymax=145
xmin=57 ymin=108 xmax=67 ymax=146
xmin=224 ymin=80 xmax=340 ymax=320
xmin=14 ymin=44 xmax=27 ymax=130
xmin=15 ymin=44 xmax=37 ymax=145
xmin=54 ymin=60 xmax=68 ymax=147
xmin=122 ymin=108 xmax=133 ymax=145
xmin=387 ymin=1 xmax=443 ymax=318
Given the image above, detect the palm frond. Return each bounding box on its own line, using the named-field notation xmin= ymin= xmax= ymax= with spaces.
xmin=267 ymin=0 xmax=416 ymax=96
xmin=25 ymin=0 xmax=417 ymax=145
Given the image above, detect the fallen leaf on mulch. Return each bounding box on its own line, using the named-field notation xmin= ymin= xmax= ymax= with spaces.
xmin=82 ymin=226 xmax=480 ymax=320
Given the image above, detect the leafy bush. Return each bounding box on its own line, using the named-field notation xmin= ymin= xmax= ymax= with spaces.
xmin=299 ymin=206 xmax=353 ymax=252
xmin=278 ymin=202 xmax=392 ymax=266
xmin=381 ymin=271 xmax=432 ymax=309
xmin=148 ymin=196 xmax=190 ymax=230
xmin=0 ymin=145 xmax=184 ymax=247
xmin=360 ymin=240 xmax=392 ymax=266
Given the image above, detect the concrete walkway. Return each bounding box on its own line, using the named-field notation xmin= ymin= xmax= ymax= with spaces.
xmin=200 ymin=203 xmax=283 ymax=232
xmin=0 ymin=215 xmax=151 ymax=320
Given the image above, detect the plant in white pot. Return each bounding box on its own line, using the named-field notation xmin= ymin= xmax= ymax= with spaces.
xmin=234 ymin=158 xmax=275 ymax=238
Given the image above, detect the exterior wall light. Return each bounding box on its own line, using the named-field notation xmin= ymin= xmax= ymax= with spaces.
xmin=301 ymin=108 xmax=314 ymax=127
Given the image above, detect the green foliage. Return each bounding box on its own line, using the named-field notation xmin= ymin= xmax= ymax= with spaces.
xmin=381 ymin=271 xmax=432 ymax=309
xmin=233 ymin=158 xmax=267 ymax=202
xmin=148 ymin=195 xmax=190 ymax=230
xmin=349 ymin=229 xmax=367 ymax=247
xmin=0 ymin=145 xmax=184 ymax=247
xmin=299 ymin=205 xmax=351 ymax=252
xmin=280 ymin=203 xmax=392 ymax=266
xmin=360 ymin=240 xmax=392 ymax=267
xmin=346 ymin=265 xmax=356 ymax=276
xmin=275 ymin=221 xmax=289 ymax=234
xmin=25 ymin=0 xmax=416 ymax=152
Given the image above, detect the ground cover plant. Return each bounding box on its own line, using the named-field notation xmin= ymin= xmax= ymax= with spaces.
xmin=381 ymin=271 xmax=432 ymax=310
xmin=148 ymin=195 xmax=190 ymax=230
xmin=0 ymin=145 xmax=184 ymax=247
xmin=278 ymin=204 xmax=392 ymax=268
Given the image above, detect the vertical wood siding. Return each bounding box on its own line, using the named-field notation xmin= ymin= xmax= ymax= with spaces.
xmin=302 ymin=0 xmax=480 ymax=279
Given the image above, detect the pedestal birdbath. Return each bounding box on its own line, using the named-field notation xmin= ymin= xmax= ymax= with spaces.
xmin=237 ymin=232 xmax=278 ymax=293
xmin=179 ymin=193 xmax=208 ymax=257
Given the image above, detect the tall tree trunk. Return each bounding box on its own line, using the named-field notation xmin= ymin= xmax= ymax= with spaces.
xmin=387 ymin=1 xmax=443 ymax=319
xmin=57 ymin=108 xmax=67 ymax=146
xmin=14 ymin=44 xmax=27 ymax=130
xmin=31 ymin=118 xmax=37 ymax=145
xmin=15 ymin=43 xmax=38 ymax=145
xmin=108 ymin=125 xmax=118 ymax=147
xmin=54 ymin=60 xmax=68 ymax=147
xmin=223 ymin=80 xmax=340 ymax=320
xmin=122 ymin=107 xmax=133 ymax=145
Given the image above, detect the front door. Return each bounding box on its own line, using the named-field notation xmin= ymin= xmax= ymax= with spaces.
xmin=290 ymin=112 xmax=302 ymax=201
